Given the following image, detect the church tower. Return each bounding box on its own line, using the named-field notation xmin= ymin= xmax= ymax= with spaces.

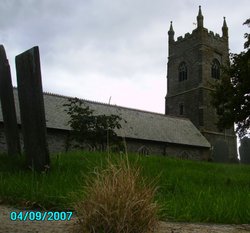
xmin=165 ymin=6 xmax=237 ymax=161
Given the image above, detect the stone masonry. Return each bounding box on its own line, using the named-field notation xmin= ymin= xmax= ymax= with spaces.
xmin=165 ymin=6 xmax=238 ymax=161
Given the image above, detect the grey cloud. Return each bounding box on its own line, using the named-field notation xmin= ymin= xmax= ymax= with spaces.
xmin=0 ymin=0 xmax=249 ymax=113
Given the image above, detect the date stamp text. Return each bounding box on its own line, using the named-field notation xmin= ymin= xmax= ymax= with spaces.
xmin=10 ymin=211 xmax=73 ymax=221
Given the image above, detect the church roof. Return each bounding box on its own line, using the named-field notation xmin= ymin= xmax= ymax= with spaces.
xmin=0 ymin=88 xmax=210 ymax=148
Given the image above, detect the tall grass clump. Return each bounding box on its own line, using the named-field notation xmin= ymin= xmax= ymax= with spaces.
xmin=75 ymin=155 xmax=159 ymax=233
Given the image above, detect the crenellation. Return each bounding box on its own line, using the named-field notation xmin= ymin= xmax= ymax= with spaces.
xmin=177 ymin=36 xmax=183 ymax=41
xmin=209 ymin=31 xmax=214 ymax=36
xmin=172 ymin=27 xmax=225 ymax=48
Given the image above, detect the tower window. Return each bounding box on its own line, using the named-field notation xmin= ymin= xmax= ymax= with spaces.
xmin=179 ymin=103 xmax=184 ymax=115
xmin=178 ymin=62 xmax=187 ymax=82
xmin=199 ymin=109 xmax=204 ymax=126
xmin=211 ymin=59 xmax=220 ymax=79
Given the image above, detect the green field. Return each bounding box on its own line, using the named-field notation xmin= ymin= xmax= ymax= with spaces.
xmin=0 ymin=151 xmax=249 ymax=224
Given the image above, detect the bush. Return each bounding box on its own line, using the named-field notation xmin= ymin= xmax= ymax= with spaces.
xmin=75 ymin=155 xmax=159 ymax=233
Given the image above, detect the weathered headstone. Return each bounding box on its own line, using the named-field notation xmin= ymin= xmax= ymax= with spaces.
xmin=15 ymin=46 xmax=50 ymax=171
xmin=239 ymin=137 xmax=250 ymax=164
xmin=0 ymin=45 xmax=21 ymax=156
xmin=212 ymin=140 xmax=229 ymax=163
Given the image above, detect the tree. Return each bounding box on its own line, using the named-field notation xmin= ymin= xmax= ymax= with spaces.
xmin=211 ymin=19 xmax=250 ymax=138
xmin=244 ymin=19 xmax=250 ymax=49
xmin=63 ymin=98 xmax=124 ymax=151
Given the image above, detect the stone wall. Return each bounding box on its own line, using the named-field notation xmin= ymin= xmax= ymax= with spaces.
xmin=0 ymin=124 xmax=68 ymax=155
xmin=202 ymin=131 xmax=238 ymax=161
xmin=0 ymin=123 xmax=23 ymax=153
xmin=46 ymin=129 xmax=68 ymax=154
xmin=0 ymin=125 xmax=7 ymax=152
xmin=125 ymin=138 xmax=209 ymax=160
xmin=0 ymin=124 xmax=209 ymax=160
xmin=165 ymin=89 xmax=200 ymax=129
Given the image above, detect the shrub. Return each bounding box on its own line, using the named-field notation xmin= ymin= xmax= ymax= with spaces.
xmin=75 ymin=155 xmax=159 ymax=233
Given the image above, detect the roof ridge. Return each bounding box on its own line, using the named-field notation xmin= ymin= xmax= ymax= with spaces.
xmin=13 ymin=87 xmax=189 ymax=120
xmin=42 ymin=91 xmax=189 ymax=120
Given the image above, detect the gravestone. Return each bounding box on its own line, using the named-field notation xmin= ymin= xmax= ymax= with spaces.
xmin=0 ymin=45 xmax=21 ymax=156
xmin=239 ymin=137 xmax=250 ymax=164
xmin=213 ymin=140 xmax=229 ymax=163
xmin=15 ymin=46 xmax=50 ymax=172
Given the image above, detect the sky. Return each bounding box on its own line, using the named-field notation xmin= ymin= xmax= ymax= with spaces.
xmin=0 ymin=0 xmax=249 ymax=114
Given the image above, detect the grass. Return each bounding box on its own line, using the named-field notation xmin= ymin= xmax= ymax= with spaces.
xmin=0 ymin=151 xmax=100 ymax=210
xmin=0 ymin=151 xmax=250 ymax=224
xmin=149 ymin=159 xmax=250 ymax=224
xmin=75 ymin=155 xmax=159 ymax=233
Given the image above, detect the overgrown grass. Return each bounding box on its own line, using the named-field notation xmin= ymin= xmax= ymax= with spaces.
xmin=75 ymin=156 xmax=159 ymax=233
xmin=0 ymin=151 xmax=250 ymax=224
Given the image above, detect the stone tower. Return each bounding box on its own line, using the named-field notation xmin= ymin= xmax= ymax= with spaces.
xmin=165 ymin=6 xmax=237 ymax=161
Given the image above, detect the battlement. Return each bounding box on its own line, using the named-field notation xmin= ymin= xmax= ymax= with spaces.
xmin=172 ymin=28 xmax=225 ymax=46
xmin=207 ymin=31 xmax=224 ymax=41
xmin=177 ymin=36 xmax=183 ymax=41
xmin=208 ymin=31 xmax=221 ymax=38
xmin=168 ymin=6 xmax=228 ymax=46
xmin=209 ymin=31 xmax=214 ymax=36
xmin=176 ymin=33 xmax=192 ymax=42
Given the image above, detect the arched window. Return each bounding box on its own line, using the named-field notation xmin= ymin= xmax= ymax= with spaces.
xmin=211 ymin=59 xmax=220 ymax=79
xmin=138 ymin=146 xmax=150 ymax=156
xmin=178 ymin=62 xmax=187 ymax=82
xmin=179 ymin=151 xmax=191 ymax=160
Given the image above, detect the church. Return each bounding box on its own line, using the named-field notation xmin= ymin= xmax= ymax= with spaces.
xmin=0 ymin=6 xmax=237 ymax=161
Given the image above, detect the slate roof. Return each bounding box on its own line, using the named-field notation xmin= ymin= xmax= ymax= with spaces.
xmin=0 ymin=88 xmax=210 ymax=148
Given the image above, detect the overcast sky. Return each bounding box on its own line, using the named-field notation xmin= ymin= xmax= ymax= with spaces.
xmin=1 ymin=0 xmax=249 ymax=113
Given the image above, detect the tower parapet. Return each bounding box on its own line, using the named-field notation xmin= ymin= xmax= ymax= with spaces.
xmin=168 ymin=6 xmax=229 ymax=54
